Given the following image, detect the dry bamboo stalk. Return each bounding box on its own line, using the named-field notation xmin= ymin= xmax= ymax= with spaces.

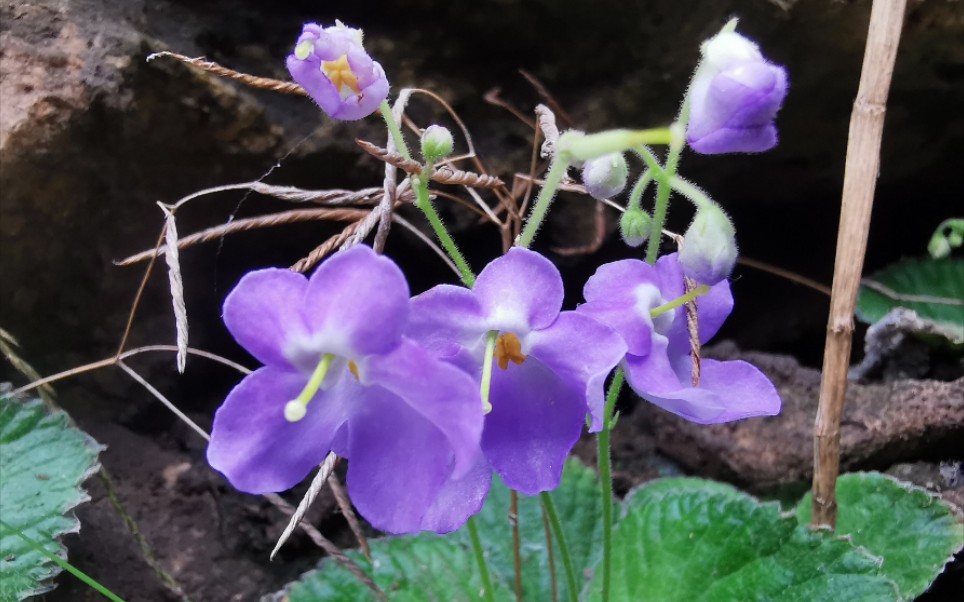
xmin=811 ymin=0 xmax=907 ymax=529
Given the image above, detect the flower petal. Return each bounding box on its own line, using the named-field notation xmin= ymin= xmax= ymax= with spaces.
xmin=362 ymin=339 xmax=484 ymax=477
xmin=483 ymin=358 xmax=586 ymax=495
xmin=580 ymin=259 xmax=662 ymax=355
xmin=301 ymin=245 xmax=409 ymax=358
xmin=207 ymin=367 xmax=351 ymax=494
xmin=223 ymin=268 xmax=309 ymax=368
xmin=286 ymin=54 xmax=344 ymax=118
xmin=342 ymin=385 xmax=460 ymax=534
xmin=418 ymin=451 xmax=492 ymax=534
xmin=526 ymin=312 xmax=626 ymax=432
xmin=409 ymin=284 xmax=487 ymax=359
xmin=473 ymin=248 xmax=563 ymax=333
xmin=624 ymin=338 xmax=781 ymax=424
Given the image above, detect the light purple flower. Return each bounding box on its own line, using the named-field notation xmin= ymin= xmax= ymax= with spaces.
xmin=286 ymin=21 xmax=390 ymax=121
xmin=577 ymin=253 xmax=781 ymax=424
xmin=408 ymin=248 xmax=627 ymax=495
xmin=207 ymin=245 xmax=484 ymax=534
xmin=687 ymin=31 xmax=788 ymax=154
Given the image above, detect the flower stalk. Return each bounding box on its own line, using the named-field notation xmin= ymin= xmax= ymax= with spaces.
xmin=597 ymin=368 xmax=624 ymax=602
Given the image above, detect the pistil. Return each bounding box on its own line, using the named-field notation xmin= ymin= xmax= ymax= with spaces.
xmin=479 ymin=330 xmax=499 ymax=414
xmin=284 ymin=353 xmax=336 ymax=422
xmin=650 ymin=285 xmax=710 ymax=318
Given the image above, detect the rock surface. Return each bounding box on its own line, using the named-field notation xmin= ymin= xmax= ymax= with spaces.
xmin=636 ymin=342 xmax=964 ymax=492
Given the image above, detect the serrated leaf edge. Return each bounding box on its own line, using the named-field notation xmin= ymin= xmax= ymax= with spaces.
xmin=1 ymin=397 xmax=105 ymax=600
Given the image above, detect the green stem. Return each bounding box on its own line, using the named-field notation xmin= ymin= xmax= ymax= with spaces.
xmin=516 ymin=156 xmax=571 ymax=249
xmin=626 ymin=169 xmax=654 ymax=212
xmin=597 ymin=368 xmax=624 ymax=602
xmin=668 ymin=175 xmax=715 ymax=211
xmin=379 ymin=101 xmax=475 ymax=285
xmin=540 ymin=492 xmax=579 ymax=602
xmin=1 ymin=520 xmax=127 ymax=602
xmin=644 ymin=102 xmax=690 ymax=265
xmin=466 ymin=516 xmax=497 ymax=602
xmin=379 ymin=100 xmax=411 ymax=161
xmin=413 ymin=171 xmax=476 ymax=287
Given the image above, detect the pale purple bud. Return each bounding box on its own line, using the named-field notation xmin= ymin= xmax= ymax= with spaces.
xmin=679 ymin=206 xmax=737 ymax=285
xmin=581 ymin=152 xmax=629 ymax=200
xmin=687 ymin=31 xmax=788 ymax=154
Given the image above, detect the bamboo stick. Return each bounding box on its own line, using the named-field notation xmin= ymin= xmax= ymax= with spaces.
xmin=812 ymin=0 xmax=907 ymax=528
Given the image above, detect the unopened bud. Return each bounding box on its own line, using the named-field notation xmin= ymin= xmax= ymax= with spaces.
xmin=420 ymin=125 xmax=455 ymax=163
xmin=678 ymin=206 xmax=737 ymax=285
xmin=582 ymin=153 xmax=629 ymax=200
xmin=619 ymin=209 xmax=653 ymax=247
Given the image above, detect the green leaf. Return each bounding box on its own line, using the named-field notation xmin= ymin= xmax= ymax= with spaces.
xmin=587 ymin=478 xmax=898 ymax=602
xmin=0 ymin=396 xmax=103 ymax=601
xmin=856 ymin=257 xmax=964 ymax=344
xmin=282 ymin=459 xmax=601 ymax=601
xmin=796 ymin=472 xmax=964 ymax=600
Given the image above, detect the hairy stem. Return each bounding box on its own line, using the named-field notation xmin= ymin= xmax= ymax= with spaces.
xmin=467 ymin=516 xmax=497 ymax=602
xmin=516 ymin=156 xmax=570 ymax=249
xmin=597 ymin=368 xmax=625 ymax=602
xmin=541 ymin=492 xmax=579 ymax=602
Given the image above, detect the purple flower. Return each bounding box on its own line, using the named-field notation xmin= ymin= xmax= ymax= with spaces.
xmin=206 ymin=245 xmax=484 ymax=534
xmin=686 ymin=31 xmax=788 ymax=154
xmin=286 ymin=21 xmax=389 ymax=121
xmin=577 ymin=253 xmax=781 ymax=423
xmin=408 ymin=248 xmax=627 ymax=495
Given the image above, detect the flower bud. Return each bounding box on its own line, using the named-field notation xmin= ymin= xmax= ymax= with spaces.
xmin=619 ymin=209 xmax=653 ymax=247
xmin=686 ymin=31 xmax=788 ymax=154
xmin=679 ymin=206 xmax=737 ymax=285
xmin=420 ymin=125 xmax=455 ymax=163
xmin=581 ymin=153 xmax=629 ymax=200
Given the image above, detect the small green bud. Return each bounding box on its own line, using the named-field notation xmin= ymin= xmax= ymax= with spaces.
xmin=420 ymin=125 xmax=455 ymax=163
xmin=678 ymin=205 xmax=737 ymax=285
xmin=619 ymin=208 xmax=653 ymax=247
xmin=928 ymin=236 xmax=952 ymax=259
xmin=582 ymin=153 xmax=629 ymax=200
xmin=927 ymin=218 xmax=964 ymax=259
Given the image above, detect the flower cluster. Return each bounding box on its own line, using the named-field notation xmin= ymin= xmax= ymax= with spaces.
xmin=206 ymin=20 xmax=785 ymax=537
xmin=208 ymin=246 xmax=781 ymax=534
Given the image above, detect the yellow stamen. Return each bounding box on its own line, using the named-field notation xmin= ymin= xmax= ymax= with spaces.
xmin=495 ymin=332 xmax=526 ymax=370
xmin=321 ymin=55 xmax=361 ymax=94
xmin=284 ymin=353 xmax=335 ymax=422
xmin=348 ymin=360 xmax=360 ymax=381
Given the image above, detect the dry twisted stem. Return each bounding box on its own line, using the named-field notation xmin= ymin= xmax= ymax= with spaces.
xmin=355 ymin=139 xmax=505 ymax=189
xmin=270 ymin=454 xmax=339 ymax=560
xmin=684 ymin=276 xmax=702 ymax=387
xmin=118 ymin=208 xmax=370 ymax=265
xmin=265 ymin=493 xmax=388 ymax=601
xmin=159 ymin=205 xmax=188 ymax=374
xmin=291 ymin=221 xmax=363 ymax=273
xmin=147 ymin=51 xmax=308 ymax=96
